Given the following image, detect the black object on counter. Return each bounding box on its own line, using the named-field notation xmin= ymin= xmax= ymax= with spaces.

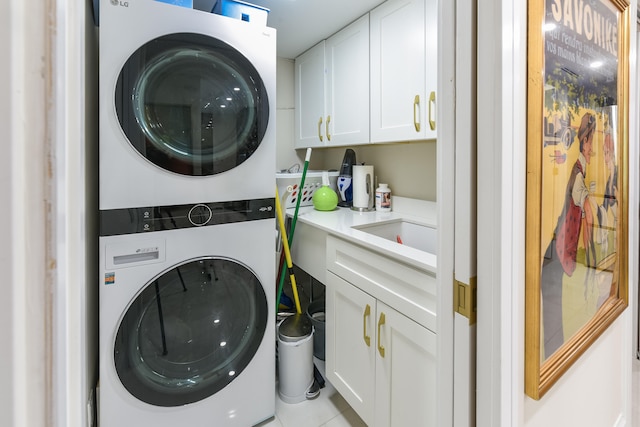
xmin=337 ymin=149 xmax=356 ymax=207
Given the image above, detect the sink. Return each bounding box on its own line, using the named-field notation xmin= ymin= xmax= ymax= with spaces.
xmin=352 ymin=220 xmax=437 ymax=254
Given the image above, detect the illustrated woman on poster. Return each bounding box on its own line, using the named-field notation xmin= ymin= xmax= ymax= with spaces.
xmin=594 ymin=127 xmax=619 ymax=307
xmin=540 ymin=112 xmax=596 ymax=359
xmin=597 ymin=130 xmax=618 ymax=254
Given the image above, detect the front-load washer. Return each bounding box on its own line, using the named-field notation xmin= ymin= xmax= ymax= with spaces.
xmin=99 ymin=0 xmax=276 ymax=210
xmin=98 ymin=198 xmax=275 ymax=426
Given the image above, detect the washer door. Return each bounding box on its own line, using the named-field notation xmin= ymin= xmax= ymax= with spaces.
xmin=114 ymin=257 xmax=268 ymax=406
xmin=116 ymin=33 xmax=269 ymax=176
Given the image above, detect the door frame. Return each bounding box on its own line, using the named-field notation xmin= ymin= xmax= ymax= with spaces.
xmin=437 ymin=0 xmax=456 ymax=426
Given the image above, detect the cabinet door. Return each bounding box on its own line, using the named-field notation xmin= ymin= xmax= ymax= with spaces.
xmin=370 ymin=0 xmax=426 ymax=143
xmin=294 ymin=41 xmax=326 ymax=148
xmin=326 ymin=272 xmax=376 ymax=427
xmin=424 ymin=0 xmax=437 ymax=139
xmin=374 ymin=302 xmax=437 ymax=427
xmin=325 ymin=14 xmax=370 ymax=146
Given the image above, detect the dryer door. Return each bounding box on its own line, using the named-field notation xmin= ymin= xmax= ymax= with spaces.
xmin=114 ymin=257 xmax=268 ymax=406
xmin=115 ymin=33 xmax=269 ymax=176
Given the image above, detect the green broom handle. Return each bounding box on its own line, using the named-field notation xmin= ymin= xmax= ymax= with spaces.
xmin=276 ymin=148 xmax=312 ymax=312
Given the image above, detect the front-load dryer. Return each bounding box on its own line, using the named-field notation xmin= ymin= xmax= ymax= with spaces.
xmin=99 ymin=0 xmax=276 ymax=210
xmin=99 ymin=199 xmax=275 ymax=426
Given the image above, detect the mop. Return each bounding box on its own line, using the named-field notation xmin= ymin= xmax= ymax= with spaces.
xmin=276 ymin=185 xmax=295 ymax=310
xmin=275 ymin=186 xmax=303 ymax=315
xmin=276 ymin=186 xmax=323 ymax=399
xmin=276 ymin=148 xmax=312 ymax=312
xmin=276 ymin=173 xmax=325 ymax=398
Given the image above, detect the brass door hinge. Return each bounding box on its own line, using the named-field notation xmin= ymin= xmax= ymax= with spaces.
xmin=454 ymin=276 xmax=477 ymax=325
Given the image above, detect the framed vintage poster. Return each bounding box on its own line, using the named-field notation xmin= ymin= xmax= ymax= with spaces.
xmin=525 ymin=0 xmax=630 ymax=399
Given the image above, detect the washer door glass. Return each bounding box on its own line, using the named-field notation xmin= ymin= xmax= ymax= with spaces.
xmin=114 ymin=257 xmax=268 ymax=406
xmin=116 ymin=33 xmax=269 ymax=176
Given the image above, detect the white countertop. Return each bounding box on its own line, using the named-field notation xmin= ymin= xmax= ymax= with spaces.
xmin=286 ymin=197 xmax=437 ymax=274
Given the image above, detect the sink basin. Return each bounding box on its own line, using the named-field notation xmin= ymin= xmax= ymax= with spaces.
xmin=352 ymin=220 xmax=437 ymax=254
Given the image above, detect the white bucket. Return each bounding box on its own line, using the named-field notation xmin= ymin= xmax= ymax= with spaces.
xmin=277 ymin=315 xmax=314 ymax=404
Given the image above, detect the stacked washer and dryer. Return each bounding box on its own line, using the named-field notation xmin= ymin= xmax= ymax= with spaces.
xmin=98 ymin=1 xmax=276 ymax=426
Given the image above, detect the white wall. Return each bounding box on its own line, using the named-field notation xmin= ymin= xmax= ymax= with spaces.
xmin=477 ymin=0 xmax=638 ymax=426
xmin=51 ymin=1 xmax=98 ymax=426
xmin=275 ymin=58 xmax=303 ymax=172
xmin=0 ymin=2 xmax=49 ymax=427
xmin=320 ymin=143 xmax=437 ymax=201
xmin=522 ymin=321 xmax=629 ymax=426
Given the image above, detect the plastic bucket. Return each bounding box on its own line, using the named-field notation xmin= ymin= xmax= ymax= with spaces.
xmin=306 ymin=299 xmax=325 ymax=360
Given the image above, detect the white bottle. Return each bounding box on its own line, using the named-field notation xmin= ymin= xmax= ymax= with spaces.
xmin=375 ymin=183 xmax=391 ymax=211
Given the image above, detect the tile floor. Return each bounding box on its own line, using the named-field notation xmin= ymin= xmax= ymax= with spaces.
xmin=264 ymin=266 xmax=366 ymax=427
xmin=257 ymin=359 xmax=366 ymax=427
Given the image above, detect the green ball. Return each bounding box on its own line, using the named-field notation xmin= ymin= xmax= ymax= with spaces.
xmin=312 ymin=186 xmax=338 ymax=211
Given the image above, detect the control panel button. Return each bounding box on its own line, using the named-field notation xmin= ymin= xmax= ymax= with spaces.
xmin=188 ymin=204 xmax=212 ymax=226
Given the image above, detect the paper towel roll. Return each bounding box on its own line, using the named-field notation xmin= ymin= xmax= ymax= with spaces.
xmin=352 ymin=165 xmax=374 ymax=211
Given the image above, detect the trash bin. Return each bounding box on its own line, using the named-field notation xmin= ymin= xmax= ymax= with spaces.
xmin=277 ymin=314 xmax=314 ymax=404
xmin=306 ymin=299 xmax=325 ymax=360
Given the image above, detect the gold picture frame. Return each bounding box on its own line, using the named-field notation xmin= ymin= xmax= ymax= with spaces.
xmin=525 ymin=0 xmax=630 ymax=400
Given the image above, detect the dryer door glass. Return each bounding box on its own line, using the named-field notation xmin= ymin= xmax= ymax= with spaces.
xmin=115 ymin=33 xmax=269 ymax=176
xmin=114 ymin=257 xmax=268 ymax=406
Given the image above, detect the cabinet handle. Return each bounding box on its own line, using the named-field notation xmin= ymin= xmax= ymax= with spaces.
xmin=318 ymin=117 xmax=324 ymax=142
xmin=413 ymin=95 xmax=421 ymax=132
xmin=363 ymin=304 xmax=371 ymax=347
xmin=326 ymin=115 xmax=331 ymax=142
xmin=429 ymin=91 xmax=436 ymax=131
xmin=377 ymin=312 xmax=386 ymax=358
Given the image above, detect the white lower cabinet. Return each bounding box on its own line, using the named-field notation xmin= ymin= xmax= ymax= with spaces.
xmin=326 ymin=272 xmax=376 ymax=424
xmin=326 ymin=270 xmax=437 ymax=426
xmin=373 ymin=299 xmax=436 ymax=427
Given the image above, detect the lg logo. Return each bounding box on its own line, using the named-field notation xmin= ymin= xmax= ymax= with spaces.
xmin=110 ymin=0 xmax=129 ymax=6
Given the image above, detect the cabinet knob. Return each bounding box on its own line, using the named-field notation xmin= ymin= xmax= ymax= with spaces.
xmin=363 ymin=304 xmax=371 ymax=347
xmin=377 ymin=312 xmax=386 ymax=358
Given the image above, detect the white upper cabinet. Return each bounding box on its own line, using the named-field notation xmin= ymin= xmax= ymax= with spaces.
xmin=325 ymin=15 xmax=370 ymax=146
xmin=294 ymin=40 xmax=326 ymax=148
xmin=425 ymin=0 xmax=437 ymax=136
xmin=295 ymin=15 xmax=370 ymax=148
xmin=370 ymin=0 xmax=437 ymax=143
xmin=295 ymin=0 xmax=437 ymax=148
